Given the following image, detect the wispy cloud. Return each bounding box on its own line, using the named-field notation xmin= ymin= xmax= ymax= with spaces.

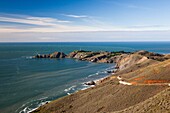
xmin=62 ymin=14 xmax=88 ymax=18
xmin=0 ymin=14 xmax=103 ymax=32
xmin=62 ymin=13 xmax=110 ymax=28
xmin=0 ymin=13 xmax=105 ymax=32
xmin=27 ymin=17 xmax=70 ymax=23
xmin=0 ymin=14 xmax=70 ymax=27
xmin=62 ymin=13 xmax=170 ymax=31
xmin=0 ymin=13 xmax=170 ymax=33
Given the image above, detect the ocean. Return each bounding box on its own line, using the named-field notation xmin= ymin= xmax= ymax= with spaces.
xmin=0 ymin=42 xmax=170 ymax=113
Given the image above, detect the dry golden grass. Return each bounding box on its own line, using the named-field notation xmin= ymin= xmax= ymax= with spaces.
xmin=114 ymin=88 xmax=170 ymax=113
xmin=32 ymin=57 xmax=170 ymax=113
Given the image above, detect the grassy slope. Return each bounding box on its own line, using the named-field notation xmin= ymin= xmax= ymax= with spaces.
xmin=33 ymin=59 xmax=170 ymax=113
xmin=121 ymin=59 xmax=170 ymax=83
xmin=114 ymin=88 xmax=170 ymax=113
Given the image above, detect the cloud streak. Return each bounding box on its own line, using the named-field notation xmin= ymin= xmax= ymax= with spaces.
xmin=0 ymin=13 xmax=103 ymax=32
xmin=0 ymin=13 xmax=170 ymax=33
xmin=62 ymin=14 xmax=88 ymax=18
xmin=0 ymin=14 xmax=70 ymax=27
xmin=62 ymin=13 xmax=113 ymax=29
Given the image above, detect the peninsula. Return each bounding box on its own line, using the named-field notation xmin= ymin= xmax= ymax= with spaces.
xmin=32 ymin=50 xmax=170 ymax=113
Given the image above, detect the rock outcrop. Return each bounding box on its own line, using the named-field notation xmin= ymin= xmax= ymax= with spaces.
xmin=33 ymin=52 xmax=66 ymax=58
xmin=135 ymin=50 xmax=168 ymax=61
xmin=67 ymin=50 xmax=130 ymax=63
xmin=84 ymin=81 xmax=96 ymax=85
xmin=33 ymin=50 xmax=170 ymax=73
xmin=115 ymin=54 xmax=149 ymax=71
xmin=114 ymin=50 xmax=170 ymax=72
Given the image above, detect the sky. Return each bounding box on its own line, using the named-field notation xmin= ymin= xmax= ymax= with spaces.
xmin=0 ymin=0 xmax=170 ymax=42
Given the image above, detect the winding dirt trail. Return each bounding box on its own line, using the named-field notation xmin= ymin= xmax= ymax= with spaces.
xmin=117 ymin=76 xmax=170 ymax=86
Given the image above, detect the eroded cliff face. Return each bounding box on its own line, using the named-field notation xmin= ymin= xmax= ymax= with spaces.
xmin=114 ymin=50 xmax=170 ymax=72
xmin=115 ymin=54 xmax=148 ymax=71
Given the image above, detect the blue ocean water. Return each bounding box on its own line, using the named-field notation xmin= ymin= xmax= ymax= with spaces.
xmin=0 ymin=42 xmax=170 ymax=113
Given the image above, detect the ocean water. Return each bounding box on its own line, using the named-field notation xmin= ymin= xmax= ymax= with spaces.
xmin=0 ymin=42 xmax=170 ymax=113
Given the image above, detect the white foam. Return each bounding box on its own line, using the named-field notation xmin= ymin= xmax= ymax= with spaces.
xmin=67 ymin=93 xmax=71 ymax=95
xmin=37 ymin=97 xmax=48 ymax=100
xmin=20 ymin=101 xmax=51 ymax=113
xmin=20 ymin=66 xmax=116 ymax=113
xmin=88 ymin=74 xmax=96 ymax=77
xmin=25 ymin=56 xmax=33 ymax=59
xmin=64 ymin=85 xmax=76 ymax=92
xmin=81 ymin=87 xmax=89 ymax=90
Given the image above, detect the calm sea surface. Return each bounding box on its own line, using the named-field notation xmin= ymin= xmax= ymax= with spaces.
xmin=0 ymin=42 xmax=170 ymax=113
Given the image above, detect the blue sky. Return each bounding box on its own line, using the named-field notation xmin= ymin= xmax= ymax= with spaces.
xmin=0 ymin=0 xmax=170 ymax=42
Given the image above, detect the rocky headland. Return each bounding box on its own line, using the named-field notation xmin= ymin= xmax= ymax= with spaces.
xmin=33 ymin=52 xmax=66 ymax=58
xmin=33 ymin=50 xmax=170 ymax=72
xmin=32 ymin=50 xmax=170 ymax=113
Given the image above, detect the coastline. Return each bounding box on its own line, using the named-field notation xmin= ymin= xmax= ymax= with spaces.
xmin=1 ymin=43 xmax=170 ymax=113
xmin=31 ymin=50 xmax=170 ymax=113
xmin=20 ymin=63 xmax=116 ymax=113
xmin=26 ymin=72 xmax=116 ymax=113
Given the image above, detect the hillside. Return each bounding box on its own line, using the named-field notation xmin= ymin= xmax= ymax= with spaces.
xmin=32 ymin=54 xmax=170 ymax=113
xmin=114 ymin=87 xmax=170 ymax=113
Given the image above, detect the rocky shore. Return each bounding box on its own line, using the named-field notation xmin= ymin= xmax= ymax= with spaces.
xmin=33 ymin=50 xmax=170 ymax=72
xmin=33 ymin=52 xmax=66 ymax=58
xmin=32 ymin=50 xmax=170 ymax=113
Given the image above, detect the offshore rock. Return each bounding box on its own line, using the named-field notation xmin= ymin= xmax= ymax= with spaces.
xmin=85 ymin=81 xmax=96 ymax=85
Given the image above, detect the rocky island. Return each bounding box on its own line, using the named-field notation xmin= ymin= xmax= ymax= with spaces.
xmin=32 ymin=50 xmax=170 ymax=113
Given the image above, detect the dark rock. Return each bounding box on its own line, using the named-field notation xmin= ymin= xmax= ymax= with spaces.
xmin=115 ymin=66 xmax=119 ymax=69
xmin=34 ymin=52 xmax=66 ymax=59
xmin=85 ymin=81 xmax=95 ymax=85
xmin=106 ymin=70 xmax=112 ymax=73
xmin=96 ymin=55 xmax=107 ymax=60
xmin=106 ymin=59 xmax=114 ymax=63
xmin=90 ymin=58 xmax=98 ymax=62
xmin=36 ymin=54 xmax=43 ymax=58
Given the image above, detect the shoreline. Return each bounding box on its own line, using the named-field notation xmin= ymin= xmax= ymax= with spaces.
xmin=27 ymin=74 xmax=115 ymax=113
xmin=31 ymin=50 xmax=170 ymax=113
xmin=20 ymin=63 xmax=116 ymax=113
